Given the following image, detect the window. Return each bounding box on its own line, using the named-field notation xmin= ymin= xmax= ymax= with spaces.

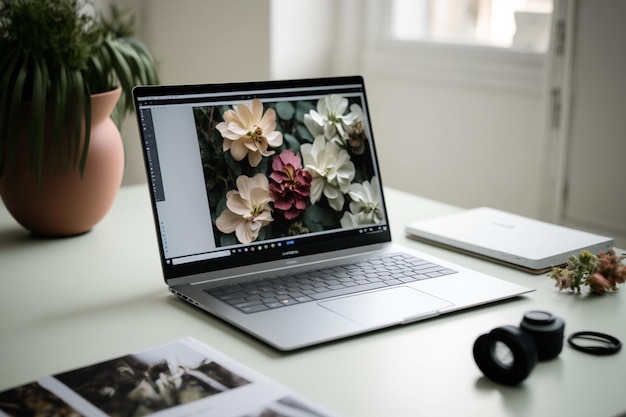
xmin=391 ymin=0 xmax=553 ymax=51
xmin=364 ymin=0 xmax=555 ymax=92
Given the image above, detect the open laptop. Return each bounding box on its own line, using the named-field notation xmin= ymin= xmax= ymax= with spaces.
xmin=132 ymin=76 xmax=532 ymax=351
xmin=406 ymin=207 xmax=614 ymax=274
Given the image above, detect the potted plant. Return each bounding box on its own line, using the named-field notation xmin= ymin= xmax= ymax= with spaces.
xmin=0 ymin=0 xmax=159 ymax=236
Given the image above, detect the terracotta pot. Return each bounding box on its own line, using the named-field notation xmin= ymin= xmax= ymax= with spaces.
xmin=0 ymin=88 xmax=125 ymax=237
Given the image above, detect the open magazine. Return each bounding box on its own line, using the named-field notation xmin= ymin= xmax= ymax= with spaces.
xmin=0 ymin=337 xmax=340 ymax=417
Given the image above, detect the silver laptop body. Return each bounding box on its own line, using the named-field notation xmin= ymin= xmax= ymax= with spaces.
xmin=405 ymin=207 xmax=613 ymax=274
xmin=133 ymin=76 xmax=532 ymax=351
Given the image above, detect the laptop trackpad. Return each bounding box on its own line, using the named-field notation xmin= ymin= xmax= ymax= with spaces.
xmin=318 ymin=286 xmax=454 ymax=328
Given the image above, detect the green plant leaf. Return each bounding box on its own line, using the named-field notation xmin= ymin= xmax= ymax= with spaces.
xmin=0 ymin=50 xmax=22 ymax=174
xmin=104 ymin=39 xmax=134 ymax=106
xmin=134 ymin=40 xmax=159 ymax=83
xmin=296 ymin=100 xmax=316 ymax=122
xmin=77 ymin=72 xmax=91 ymax=178
xmin=66 ymin=69 xmax=90 ymax=175
xmin=50 ymin=68 xmax=68 ymax=172
xmin=30 ymin=58 xmax=48 ymax=184
xmin=276 ymin=101 xmax=295 ymax=120
xmin=284 ymin=133 xmax=301 ymax=154
xmin=121 ymin=40 xmax=148 ymax=83
xmin=5 ymin=57 xmax=29 ymax=175
xmin=296 ymin=124 xmax=314 ymax=143
xmin=86 ymin=51 xmax=107 ymax=93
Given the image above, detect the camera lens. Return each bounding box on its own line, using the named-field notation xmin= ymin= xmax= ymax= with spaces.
xmin=474 ymin=311 xmax=566 ymax=385
xmin=473 ymin=326 xmax=537 ymax=385
xmin=519 ymin=310 xmax=565 ymax=360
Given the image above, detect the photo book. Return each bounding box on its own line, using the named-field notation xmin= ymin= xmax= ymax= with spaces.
xmin=0 ymin=337 xmax=340 ymax=417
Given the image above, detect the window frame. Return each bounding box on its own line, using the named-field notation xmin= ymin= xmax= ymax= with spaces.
xmin=363 ymin=0 xmax=549 ymax=93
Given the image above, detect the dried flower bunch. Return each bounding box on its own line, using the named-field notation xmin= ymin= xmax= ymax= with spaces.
xmin=548 ymin=249 xmax=626 ymax=294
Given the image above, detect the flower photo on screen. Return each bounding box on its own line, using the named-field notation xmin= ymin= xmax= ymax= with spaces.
xmin=193 ymin=94 xmax=382 ymax=247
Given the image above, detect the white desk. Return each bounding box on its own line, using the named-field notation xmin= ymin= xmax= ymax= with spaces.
xmin=1 ymin=185 xmax=624 ymax=417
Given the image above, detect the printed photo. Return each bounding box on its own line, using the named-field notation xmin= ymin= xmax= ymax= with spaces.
xmin=54 ymin=344 xmax=250 ymax=417
xmin=0 ymin=338 xmax=340 ymax=417
xmin=0 ymin=381 xmax=83 ymax=417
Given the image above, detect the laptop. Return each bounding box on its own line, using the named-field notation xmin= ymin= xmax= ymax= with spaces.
xmin=406 ymin=207 xmax=614 ymax=274
xmin=132 ymin=76 xmax=532 ymax=351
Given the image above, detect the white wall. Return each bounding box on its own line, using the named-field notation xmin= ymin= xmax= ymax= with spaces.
xmin=139 ymin=0 xmax=271 ymax=85
xmin=362 ymin=76 xmax=545 ymax=217
xmin=270 ymin=0 xmax=364 ymax=79
xmin=114 ymin=0 xmax=272 ymax=185
xmin=270 ymin=0 xmax=335 ymax=79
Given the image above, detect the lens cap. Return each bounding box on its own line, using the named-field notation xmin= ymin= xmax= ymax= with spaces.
xmin=523 ymin=310 xmax=555 ymax=325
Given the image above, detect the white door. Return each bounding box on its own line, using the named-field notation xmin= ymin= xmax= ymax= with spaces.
xmin=541 ymin=0 xmax=626 ymax=248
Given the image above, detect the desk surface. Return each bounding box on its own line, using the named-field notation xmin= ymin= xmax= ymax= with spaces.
xmin=1 ymin=185 xmax=624 ymax=417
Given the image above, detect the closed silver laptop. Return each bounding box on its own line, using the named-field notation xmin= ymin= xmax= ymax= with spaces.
xmin=406 ymin=207 xmax=613 ymax=274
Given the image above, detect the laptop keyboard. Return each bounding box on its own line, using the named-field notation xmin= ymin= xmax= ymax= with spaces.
xmin=206 ymin=253 xmax=457 ymax=314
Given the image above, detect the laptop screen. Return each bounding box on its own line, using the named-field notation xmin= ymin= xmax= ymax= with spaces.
xmin=133 ymin=76 xmax=391 ymax=279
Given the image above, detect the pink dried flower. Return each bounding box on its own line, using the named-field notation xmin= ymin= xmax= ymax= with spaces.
xmin=554 ymin=270 xmax=574 ymax=291
xmin=589 ymin=272 xmax=614 ymax=294
xmin=548 ymin=248 xmax=626 ymax=295
xmin=269 ymin=150 xmax=312 ymax=220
